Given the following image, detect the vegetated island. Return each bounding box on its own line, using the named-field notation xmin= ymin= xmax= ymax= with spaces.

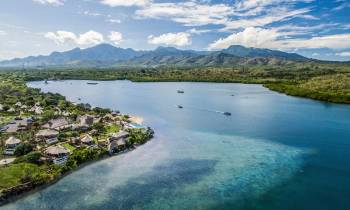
xmin=0 ymin=73 xmax=154 ymax=205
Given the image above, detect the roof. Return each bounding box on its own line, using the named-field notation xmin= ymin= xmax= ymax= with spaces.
xmin=110 ymin=131 xmax=129 ymax=140
xmin=43 ymin=118 xmax=69 ymax=129
xmin=81 ymin=135 xmax=93 ymax=143
xmin=45 ymin=146 xmax=69 ymax=155
xmin=5 ymin=136 xmax=21 ymax=145
xmin=36 ymin=129 xmax=59 ymax=137
xmin=116 ymin=139 xmax=126 ymax=146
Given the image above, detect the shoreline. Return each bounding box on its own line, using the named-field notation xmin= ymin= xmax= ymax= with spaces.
xmin=33 ymin=79 xmax=350 ymax=105
xmin=0 ymin=137 xmax=151 ymax=207
xmin=0 ymin=79 xmax=154 ymax=206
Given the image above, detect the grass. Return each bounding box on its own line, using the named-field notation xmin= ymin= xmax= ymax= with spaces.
xmin=62 ymin=143 xmax=76 ymax=151
xmin=0 ymin=163 xmax=40 ymax=190
xmin=105 ymin=124 xmax=120 ymax=133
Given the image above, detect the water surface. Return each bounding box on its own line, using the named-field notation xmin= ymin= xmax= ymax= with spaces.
xmin=4 ymin=80 xmax=350 ymax=210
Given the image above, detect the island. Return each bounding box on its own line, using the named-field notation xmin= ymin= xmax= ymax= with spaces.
xmin=0 ymin=73 xmax=154 ymax=205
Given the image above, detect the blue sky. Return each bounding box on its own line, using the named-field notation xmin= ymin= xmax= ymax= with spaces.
xmin=0 ymin=0 xmax=350 ymax=61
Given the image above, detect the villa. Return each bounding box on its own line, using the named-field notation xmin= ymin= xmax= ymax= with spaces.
xmin=42 ymin=117 xmax=70 ymax=131
xmin=36 ymin=129 xmax=59 ymax=144
xmin=3 ymin=117 xmax=32 ymax=133
xmin=4 ymin=136 xmax=21 ymax=155
xmin=108 ymin=131 xmax=129 ymax=153
xmin=81 ymin=134 xmax=94 ymax=146
xmin=45 ymin=145 xmax=70 ymax=165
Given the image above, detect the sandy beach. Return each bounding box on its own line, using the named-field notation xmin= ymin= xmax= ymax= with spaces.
xmin=129 ymin=116 xmax=144 ymax=124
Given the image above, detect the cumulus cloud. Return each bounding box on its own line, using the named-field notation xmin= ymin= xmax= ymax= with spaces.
xmin=335 ymin=52 xmax=350 ymax=57
xmin=208 ymin=27 xmax=350 ymax=50
xmin=44 ymin=30 xmax=104 ymax=46
xmin=148 ymin=32 xmax=191 ymax=47
xmin=108 ymin=31 xmax=123 ymax=45
xmin=100 ymin=0 xmax=151 ymax=7
xmin=208 ymin=27 xmax=281 ymax=50
xmin=33 ymin=0 xmax=64 ymax=6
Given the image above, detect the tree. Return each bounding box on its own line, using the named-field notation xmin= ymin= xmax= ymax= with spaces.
xmin=25 ymin=151 xmax=42 ymax=164
xmin=14 ymin=143 xmax=33 ymax=156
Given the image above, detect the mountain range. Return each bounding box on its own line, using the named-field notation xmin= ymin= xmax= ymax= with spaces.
xmin=0 ymin=43 xmax=310 ymax=68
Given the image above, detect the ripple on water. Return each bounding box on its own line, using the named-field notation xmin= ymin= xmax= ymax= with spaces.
xmin=2 ymin=131 xmax=306 ymax=210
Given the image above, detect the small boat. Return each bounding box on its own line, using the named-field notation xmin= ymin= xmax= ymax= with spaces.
xmin=231 ymin=94 xmax=235 ymax=96
xmin=78 ymin=98 xmax=81 ymax=101
xmin=44 ymin=80 xmax=48 ymax=84
xmin=87 ymin=82 xmax=99 ymax=85
xmin=177 ymin=105 xmax=183 ymax=109
xmin=223 ymin=112 xmax=231 ymax=116
xmin=177 ymin=90 xmax=185 ymax=94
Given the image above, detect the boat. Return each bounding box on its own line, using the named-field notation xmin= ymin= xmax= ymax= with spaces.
xmin=78 ymin=98 xmax=81 ymax=101
xmin=87 ymin=82 xmax=99 ymax=85
xmin=223 ymin=112 xmax=231 ymax=116
xmin=44 ymin=80 xmax=48 ymax=84
xmin=177 ymin=90 xmax=185 ymax=94
xmin=177 ymin=105 xmax=183 ymax=109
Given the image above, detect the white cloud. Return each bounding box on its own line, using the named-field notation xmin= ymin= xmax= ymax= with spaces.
xmin=221 ymin=7 xmax=311 ymax=31
xmin=136 ymin=2 xmax=233 ymax=27
xmin=187 ymin=28 xmax=211 ymax=35
xmin=208 ymin=27 xmax=350 ymax=50
xmin=108 ymin=31 xmax=123 ymax=45
xmin=33 ymin=0 xmax=64 ymax=6
xmin=235 ymin=0 xmax=314 ymax=11
xmin=135 ymin=1 xmax=313 ymax=31
xmin=100 ymin=0 xmax=151 ymax=7
xmin=208 ymin=27 xmax=281 ymax=50
xmin=44 ymin=30 xmax=104 ymax=46
xmin=148 ymin=32 xmax=191 ymax=47
xmin=107 ymin=19 xmax=121 ymax=24
xmin=336 ymin=52 xmax=350 ymax=57
xmin=0 ymin=30 xmax=7 ymax=36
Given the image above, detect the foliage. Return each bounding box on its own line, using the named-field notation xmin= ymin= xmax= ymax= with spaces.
xmin=127 ymin=128 xmax=154 ymax=145
xmin=14 ymin=143 xmax=33 ymax=156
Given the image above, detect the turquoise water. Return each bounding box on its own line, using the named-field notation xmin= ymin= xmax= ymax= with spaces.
xmin=4 ymin=80 xmax=350 ymax=210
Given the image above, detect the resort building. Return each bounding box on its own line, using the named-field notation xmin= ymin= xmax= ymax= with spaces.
xmin=45 ymin=146 xmax=70 ymax=165
xmin=108 ymin=131 xmax=129 ymax=153
xmin=4 ymin=136 xmax=21 ymax=155
xmin=81 ymin=135 xmax=94 ymax=146
xmin=43 ymin=117 xmax=70 ymax=131
xmin=36 ymin=129 xmax=59 ymax=144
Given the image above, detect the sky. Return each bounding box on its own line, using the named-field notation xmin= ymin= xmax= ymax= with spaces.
xmin=0 ymin=0 xmax=350 ymax=61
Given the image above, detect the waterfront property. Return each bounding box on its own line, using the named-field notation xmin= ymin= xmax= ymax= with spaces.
xmin=36 ymin=129 xmax=59 ymax=144
xmin=3 ymin=137 xmax=21 ymax=155
xmin=45 ymin=146 xmax=70 ymax=165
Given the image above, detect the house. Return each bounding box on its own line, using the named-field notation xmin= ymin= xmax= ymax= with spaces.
xmin=43 ymin=117 xmax=70 ymax=131
xmin=3 ymin=117 xmax=32 ymax=133
xmin=81 ymin=135 xmax=94 ymax=145
xmin=36 ymin=129 xmax=59 ymax=144
xmin=15 ymin=102 xmax=22 ymax=107
xmin=0 ymin=104 xmax=3 ymax=111
xmin=108 ymin=131 xmax=129 ymax=153
xmin=79 ymin=115 xmax=94 ymax=126
xmin=4 ymin=136 xmax=21 ymax=155
xmin=45 ymin=146 xmax=69 ymax=165
xmin=7 ymin=107 xmax=15 ymax=113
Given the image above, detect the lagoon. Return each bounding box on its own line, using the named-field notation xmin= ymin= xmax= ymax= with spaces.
xmin=3 ymin=80 xmax=350 ymax=210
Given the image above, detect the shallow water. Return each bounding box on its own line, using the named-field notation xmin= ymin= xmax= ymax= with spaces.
xmin=3 ymin=80 xmax=350 ymax=210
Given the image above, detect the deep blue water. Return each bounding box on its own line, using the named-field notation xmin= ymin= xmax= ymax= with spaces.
xmin=3 ymin=80 xmax=350 ymax=210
